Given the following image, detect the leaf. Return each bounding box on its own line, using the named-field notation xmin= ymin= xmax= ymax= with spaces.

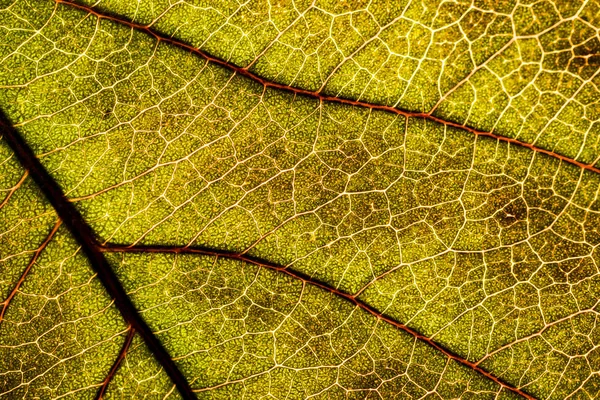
xmin=0 ymin=0 xmax=599 ymax=399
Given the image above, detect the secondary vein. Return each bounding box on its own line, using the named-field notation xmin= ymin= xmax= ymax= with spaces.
xmin=99 ymin=243 xmax=538 ymax=400
xmin=55 ymin=0 xmax=600 ymax=177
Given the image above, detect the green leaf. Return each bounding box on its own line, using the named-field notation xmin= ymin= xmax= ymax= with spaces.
xmin=1 ymin=0 xmax=599 ymax=399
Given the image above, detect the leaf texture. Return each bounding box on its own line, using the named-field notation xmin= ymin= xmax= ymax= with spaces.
xmin=0 ymin=0 xmax=599 ymax=399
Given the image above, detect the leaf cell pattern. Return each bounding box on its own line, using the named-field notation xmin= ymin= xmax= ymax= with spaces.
xmin=0 ymin=0 xmax=599 ymax=399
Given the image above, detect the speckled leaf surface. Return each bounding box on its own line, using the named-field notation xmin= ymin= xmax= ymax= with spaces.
xmin=0 ymin=0 xmax=599 ymax=399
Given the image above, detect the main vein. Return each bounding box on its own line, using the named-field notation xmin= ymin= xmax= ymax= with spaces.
xmin=0 ymin=111 xmax=197 ymax=400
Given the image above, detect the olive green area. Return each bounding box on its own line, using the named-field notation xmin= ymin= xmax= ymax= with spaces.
xmin=107 ymin=252 xmax=521 ymax=399
xmin=0 ymin=136 xmax=126 ymax=398
xmin=0 ymin=130 xmax=130 ymax=397
xmin=1 ymin=0 xmax=600 ymax=399
xmin=74 ymin=0 xmax=600 ymax=167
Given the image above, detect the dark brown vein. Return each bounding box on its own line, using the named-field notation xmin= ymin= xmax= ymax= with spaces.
xmin=56 ymin=0 xmax=600 ymax=176
xmin=98 ymin=243 xmax=537 ymax=400
xmin=0 ymin=218 xmax=62 ymax=324
xmin=96 ymin=326 xmax=136 ymax=400
xmin=0 ymin=111 xmax=196 ymax=400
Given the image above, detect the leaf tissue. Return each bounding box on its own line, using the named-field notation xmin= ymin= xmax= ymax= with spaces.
xmin=1 ymin=0 xmax=600 ymax=399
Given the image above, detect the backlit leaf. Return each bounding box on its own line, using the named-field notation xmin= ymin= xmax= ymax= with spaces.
xmin=1 ymin=0 xmax=599 ymax=399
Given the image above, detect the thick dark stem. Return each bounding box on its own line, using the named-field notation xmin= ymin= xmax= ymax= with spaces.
xmin=0 ymin=112 xmax=197 ymax=400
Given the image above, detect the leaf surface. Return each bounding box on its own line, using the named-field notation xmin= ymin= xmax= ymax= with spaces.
xmin=1 ymin=0 xmax=600 ymax=399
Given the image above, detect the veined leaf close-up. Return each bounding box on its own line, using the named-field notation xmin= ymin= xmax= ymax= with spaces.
xmin=1 ymin=0 xmax=600 ymax=398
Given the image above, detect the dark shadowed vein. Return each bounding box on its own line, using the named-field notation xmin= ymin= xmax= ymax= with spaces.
xmin=56 ymin=0 xmax=600 ymax=176
xmin=99 ymin=243 xmax=538 ymax=400
xmin=0 ymin=111 xmax=197 ymax=400
xmin=96 ymin=326 xmax=136 ymax=400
